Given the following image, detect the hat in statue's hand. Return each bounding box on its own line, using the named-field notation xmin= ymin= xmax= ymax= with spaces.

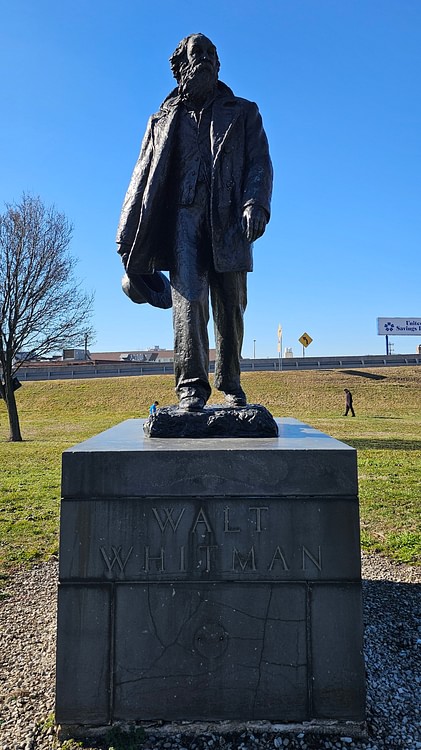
xmin=122 ymin=271 xmax=172 ymax=309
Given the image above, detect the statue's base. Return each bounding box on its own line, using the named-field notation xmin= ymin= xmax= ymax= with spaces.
xmin=56 ymin=418 xmax=365 ymax=728
xmin=144 ymin=403 xmax=278 ymax=438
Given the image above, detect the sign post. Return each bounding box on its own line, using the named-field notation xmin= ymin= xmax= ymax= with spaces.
xmin=299 ymin=332 xmax=313 ymax=357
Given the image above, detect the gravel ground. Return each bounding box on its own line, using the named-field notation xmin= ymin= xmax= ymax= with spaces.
xmin=0 ymin=554 xmax=420 ymax=750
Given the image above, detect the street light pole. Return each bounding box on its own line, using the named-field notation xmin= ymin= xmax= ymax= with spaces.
xmin=277 ymin=323 xmax=283 ymax=371
xmin=253 ymin=339 xmax=256 ymax=359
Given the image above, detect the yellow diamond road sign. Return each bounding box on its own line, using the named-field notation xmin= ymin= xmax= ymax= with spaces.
xmin=299 ymin=332 xmax=313 ymax=348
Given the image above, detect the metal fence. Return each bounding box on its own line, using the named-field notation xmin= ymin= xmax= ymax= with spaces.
xmin=15 ymin=353 xmax=421 ymax=381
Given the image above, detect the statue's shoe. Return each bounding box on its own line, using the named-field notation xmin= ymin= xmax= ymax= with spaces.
xmin=178 ymin=395 xmax=206 ymax=411
xmin=224 ymin=389 xmax=247 ymax=407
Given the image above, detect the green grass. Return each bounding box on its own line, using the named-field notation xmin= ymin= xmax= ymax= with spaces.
xmin=0 ymin=366 xmax=420 ymax=572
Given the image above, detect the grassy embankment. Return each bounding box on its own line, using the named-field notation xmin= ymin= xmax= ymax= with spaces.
xmin=0 ymin=366 xmax=420 ymax=574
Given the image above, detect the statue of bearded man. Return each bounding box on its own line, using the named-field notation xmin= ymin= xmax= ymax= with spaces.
xmin=116 ymin=33 xmax=273 ymax=411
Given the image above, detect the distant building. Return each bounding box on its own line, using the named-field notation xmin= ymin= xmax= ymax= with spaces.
xmin=91 ymin=348 xmax=217 ymax=363
xmin=62 ymin=348 xmax=90 ymax=361
xmin=14 ymin=351 xmax=38 ymax=362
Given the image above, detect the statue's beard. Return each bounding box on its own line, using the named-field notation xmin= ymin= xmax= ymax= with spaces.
xmin=179 ymin=63 xmax=218 ymax=104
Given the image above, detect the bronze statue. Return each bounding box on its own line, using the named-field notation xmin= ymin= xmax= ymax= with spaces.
xmin=117 ymin=33 xmax=273 ymax=411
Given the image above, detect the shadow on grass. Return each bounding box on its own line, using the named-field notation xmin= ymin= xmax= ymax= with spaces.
xmin=341 ymin=369 xmax=387 ymax=380
xmin=371 ymin=416 xmax=403 ymax=420
xmin=347 ymin=437 xmax=421 ymax=451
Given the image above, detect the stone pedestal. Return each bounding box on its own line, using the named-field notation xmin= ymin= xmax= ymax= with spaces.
xmin=56 ymin=418 xmax=365 ymax=729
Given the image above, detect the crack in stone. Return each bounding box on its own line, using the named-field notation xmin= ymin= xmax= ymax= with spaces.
xmin=117 ymin=667 xmax=215 ymax=687
xmin=208 ymin=598 xmax=274 ymax=622
xmin=207 ymin=596 xmax=305 ymax=625
xmin=146 ymin=586 xmax=166 ymax=649
xmin=226 ymin=635 xmax=263 ymax=642
xmin=118 ymin=591 xmax=205 ymax=679
xmin=146 ymin=587 xmax=203 ymax=648
xmin=262 ymin=660 xmax=306 ymax=668
xmin=252 ymin=587 xmax=273 ymax=711
xmin=117 ymin=586 xmax=308 ymax=709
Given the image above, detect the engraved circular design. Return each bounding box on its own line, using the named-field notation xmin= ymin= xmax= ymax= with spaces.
xmin=194 ymin=622 xmax=228 ymax=658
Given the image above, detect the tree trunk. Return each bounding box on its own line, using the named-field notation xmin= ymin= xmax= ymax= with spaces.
xmin=4 ymin=376 xmax=23 ymax=442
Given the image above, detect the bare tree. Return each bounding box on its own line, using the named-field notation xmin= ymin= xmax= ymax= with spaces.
xmin=0 ymin=194 xmax=94 ymax=441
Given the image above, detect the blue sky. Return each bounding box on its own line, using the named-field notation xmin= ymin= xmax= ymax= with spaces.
xmin=1 ymin=0 xmax=420 ymax=358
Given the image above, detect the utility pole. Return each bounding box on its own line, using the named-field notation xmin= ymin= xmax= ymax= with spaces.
xmin=278 ymin=323 xmax=282 ymax=371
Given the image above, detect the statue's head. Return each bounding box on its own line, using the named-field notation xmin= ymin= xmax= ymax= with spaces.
xmin=170 ymin=34 xmax=220 ymax=99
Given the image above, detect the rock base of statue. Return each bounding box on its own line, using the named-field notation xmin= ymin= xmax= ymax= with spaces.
xmin=144 ymin=403 xmax=278 ymax=438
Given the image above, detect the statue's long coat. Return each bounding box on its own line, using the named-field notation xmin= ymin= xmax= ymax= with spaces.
xmin=116 ymin=82 xmax=273 ymax=275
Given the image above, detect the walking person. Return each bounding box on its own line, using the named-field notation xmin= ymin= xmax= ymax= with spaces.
xmin=343 ymin=389 xmax=355 ymax=417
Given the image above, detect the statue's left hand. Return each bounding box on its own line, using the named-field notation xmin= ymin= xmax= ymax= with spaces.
xmin=242 ymin=206 xmax=268 ymax=242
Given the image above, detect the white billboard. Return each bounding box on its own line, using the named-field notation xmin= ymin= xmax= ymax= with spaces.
xmin=377 ymin=318 xmax=421 ymax=335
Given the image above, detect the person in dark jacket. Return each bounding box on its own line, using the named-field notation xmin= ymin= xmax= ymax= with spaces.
xmin=343 ymin=389 xmax=356 ymax=417
xmin=116 ymin=33 xmax=273 ymax=411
